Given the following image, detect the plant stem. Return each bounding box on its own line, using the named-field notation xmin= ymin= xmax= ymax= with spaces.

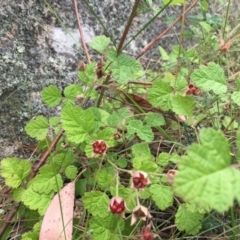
xmin=117 ymin=0 xmax=141 ymax=55
xmin=72 ymin=0 xmax=91 ymax=63
xmin=136 ymin=0 xmax=198 ymax=59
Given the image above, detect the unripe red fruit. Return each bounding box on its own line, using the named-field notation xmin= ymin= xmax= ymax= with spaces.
xmin=92 ymin=140 xmax=107 ymax=154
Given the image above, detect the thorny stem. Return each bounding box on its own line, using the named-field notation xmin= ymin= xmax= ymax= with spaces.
xmin=136 ymin=0 xmax=199 ymax=59
xmin=72 ymin=0 xmax=91 ymax=63
xmin=117 ymin=0 xmax=141 ymax=55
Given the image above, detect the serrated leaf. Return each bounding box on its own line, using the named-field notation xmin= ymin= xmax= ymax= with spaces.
xmin=191 ymin=62 xmax=227 ymax=94
xmin=64 ymin=84 xmax=82 ymax=98
xmin=49 ymin=116 xmax=59 ymax=127
xmin=41 ymin=85 xmax=62 ymax=107
xmin=61 ymin=106 xmax=96 ymax=143
xmin=25 ymin=116 xmax=48 ymax=140
xmin=97 ymin=169 xmax=115 ymax=190
xmin=132 ymin=143 xmax=152 ymax=160
xmin=78 ymin=62 xmax=95 ymax=85
xmin=75 ymin=179 xmax=87 ymax=196
xmin=107 ymin=108 xmax=132 ymax=127
xmin=139 ymin=161 xmax=159 ymax=172
xmin=126 ymin=119 xmax=154 ymax=142
xmin=145 ymin=113 xmax=165 ymax=127
xmin=159 ymin=46 xmax=169 ymax=60
xmin=64 ymin=165 xmax=78 ymax=180
xmin=52 ymin=152 xmax=73 ymax=167
xmin=174 ymin=128 xmax=240 ymax=212
xmin=40 ymin=182 xmax=75 ymax=240
xmin=62 ymin=99 xmax=75 ymax=108
xmin=171 ymin=95 xmax=194 ymax=116
xmin=231 ymin=91 xmax=240 ymax=106
xmin=13 ymin=188 xmax=25 ymax=202
xmin=108 ymin=51 xmax=142 ymax=84
xmin=31 ymin=172 xmax=63 ymax=195
xmin=157 ymin=152 xmax=171 ymax=166
xmin=22 ymin=187 xmax=53 ymax=215
xmin=147 ymin=80 xmax=172 ymax=110
xmin=175 ymin=204 xmax=204 ymax=235
xmin=0 ymin=158 xmax=31 ymax=188
xmin=90 ymin=213 xmax=124 ymax=240
xmin=149 ymin=184 xmax=173 ymax=210
xmin=82 ymin=191 xmax=109 ymax=218
xmin=89 ymin=35 xmax=111 ymax=53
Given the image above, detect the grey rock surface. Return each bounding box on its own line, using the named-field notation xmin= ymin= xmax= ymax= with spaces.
xmin=0 ymin=0 xmax=239 ymax=159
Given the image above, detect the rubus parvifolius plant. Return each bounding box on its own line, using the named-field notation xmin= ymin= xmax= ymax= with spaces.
xmin=1 ymin=1 xmax=240 ymax=239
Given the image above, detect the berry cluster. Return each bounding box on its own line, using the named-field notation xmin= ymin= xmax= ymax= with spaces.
xmin=92 ymin=140 xmax=107 ymax=154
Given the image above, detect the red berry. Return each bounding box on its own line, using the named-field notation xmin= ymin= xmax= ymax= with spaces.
xmin=131 ymin=171 xmax=151 ymax=189
xmin=109 ymin=197 xmax=126 ymax=215
xmin=92 ymin=140 xmax=107 ymax=155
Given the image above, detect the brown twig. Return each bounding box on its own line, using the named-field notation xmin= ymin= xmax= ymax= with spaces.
xmin=0 ymin=129 xmax=65 ymax=238
xmin=117 ymin=0 xmax=141 ymax=55
xmin=72 ymin=0 xmax=91 ymax=63
xmin=136 ymin=0 xmax=199 ymax=59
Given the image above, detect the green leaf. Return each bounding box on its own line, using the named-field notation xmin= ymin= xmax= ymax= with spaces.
xmin=61 ymin=106 xmax=96 ymax=143
xmin=31 ymin=170 xmax=63 ymax=195
xmin=52 ymin=152 xmax=73 ymax=167
xmin=191 ymin=62 xmax=227 ymax=94
xmin=89 ymin=213 xmax=124 ymax=240
xmin=139 ymin=161 xmax=158 ymax=172
xmin=75 ymin=179 xmax=87 ymax=196
xmin=163 ymin=0 xmax=185 ymax=5
xmin=199 ymin=21 xmax=212 ymax=33
xmin=82 ymin=191 xmax=109 ymax=218
xmin=13 ymin=188 xmax=25 ymax=202
xmin=147 ymin=79 xmax=172 ymax=110
xmin=108 ymin=51 xmax=142 ymax=84
xmin=174 ymin=128 xmax=240 ymax=212
xmin=231 ymin=91 xmax=240 ymax=106
xmin=25 ymin=116 xmax=48 ymax=140
xmin=131 ymin=143 xmax=152 ymax=160
xmin=97 ymin=169 xmax=115 ymax=190
xmin=22 ymin=187 xmax=53 ymax=215
xmin=64 ymin=165 xmax=78 ymax=180
xmin=145 ymin=113 xmax=165 ymax=127
xmin=159 ymin=46 xmax=169 ymax=60
xmin=171 ymin=95 xmax=195 ymax=116
xmin=49 ymin=117 xmax=59 ymax=127
xmin=78 ymin=63 xmax=95 ymax=85
xmin=0 ymin=158 xmax=31 ymax=188
xmin=175 ymin=204 xmax=204 ymax=235
xmin=64 ymin=84 xmax=82 ymax=98
xmin=157 ymin=152 xmax=171 ymax=166
xmin=107 ymin=108 xmax=132 ymax=127
xmin=149 ymin=184 xmax=173 ymax=210
xmin=89 ymin=36 xmax=111 ymax=53
xmin=126 ymin=119 xmax=154 ymax=142
xmin=41 ymin=85 xmax=62 ymax=107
